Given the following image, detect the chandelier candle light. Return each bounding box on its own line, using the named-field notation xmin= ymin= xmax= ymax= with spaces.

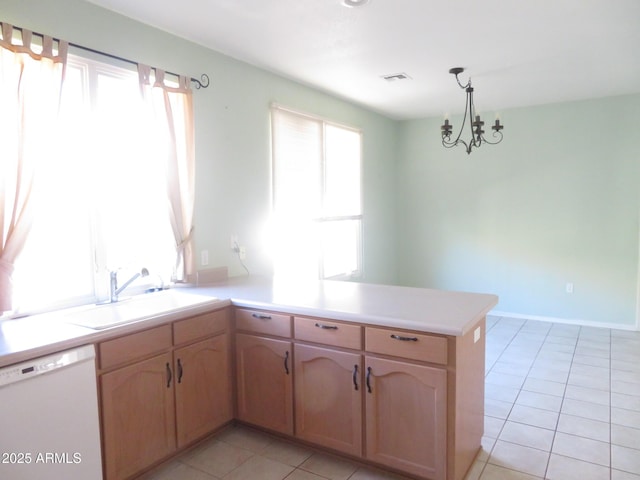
xmin=441 ymin=67 xmax=504 ymax=155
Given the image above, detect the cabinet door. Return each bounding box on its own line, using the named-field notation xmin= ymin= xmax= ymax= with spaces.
xmin=101 ymin=352 xmax=176 ymax=480
xmin=175 ymin=333 xmax=232 ymax=448
xmin=235 ymin=333 xmax=293 ymax=435
xmin=294 ymin=344 xmax=362 ymax=456
xmin=365 ymin=357 xmax=447 ymax=480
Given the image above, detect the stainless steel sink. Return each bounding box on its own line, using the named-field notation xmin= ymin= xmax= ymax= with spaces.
xmin=62 ymin=290 xmax=218 ymax=329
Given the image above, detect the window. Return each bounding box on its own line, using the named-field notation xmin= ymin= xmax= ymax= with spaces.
xmin=271 ymin=106 xmax=362 ymax=280
xmin=10 ymin=55 xmax=176 ymax=313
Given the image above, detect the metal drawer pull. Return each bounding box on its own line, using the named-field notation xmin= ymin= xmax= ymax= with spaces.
xmin=252 ymin=313 xmax=272 ymax=320
xmin=284 ymin=351 xmax=290 ymax=375
xmin=177 ymin=358 xmax=183 ymax=384
xmin=353 ymin=364 xmax=359 ymax=391
xmin=366 ymin=366 xmax=372 ymax=393
xmin=166 ymin=362 xmax=172 ymax=388
xmin=315 ymin=323 xmax=338 ymax=330
xmin=390 ymin=334 xmax=418 ymax=342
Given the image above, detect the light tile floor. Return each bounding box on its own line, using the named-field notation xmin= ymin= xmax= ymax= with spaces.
xmin=143 ymin=316 xmax=640 ymax=480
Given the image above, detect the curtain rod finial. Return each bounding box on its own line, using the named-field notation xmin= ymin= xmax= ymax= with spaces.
xmin=192 ymin=73 xmax=209 ymax=89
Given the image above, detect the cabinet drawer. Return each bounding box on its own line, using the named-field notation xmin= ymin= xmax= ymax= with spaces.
xmin=235 ymin=308 xmax=292 ymax=337
xmin=294 ymin=317 xmax=362 ymax=350
xmin=99 ymin=324 xmax=172 ymax=370
xmin=365 ymin=327 xmax=447 ymax=365
xmin=173 ymin=308 xmax=229 ymax=345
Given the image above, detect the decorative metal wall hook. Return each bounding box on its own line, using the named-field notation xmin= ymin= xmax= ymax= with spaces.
xmin=441 ymin=67 xmax=503 ymax=155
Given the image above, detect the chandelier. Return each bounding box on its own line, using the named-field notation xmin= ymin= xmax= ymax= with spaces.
xmin=440 ymin=67 xmax=504 ymax=154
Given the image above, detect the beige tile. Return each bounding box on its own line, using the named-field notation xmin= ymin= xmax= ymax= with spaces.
xmin=612 ymin=369 xmax=640 ymax=385
xmin=551 ymin=432 xmax=610 ymax=467
xmin=612 ymin=407 xmax=640 ymax=429
xmin=478 ymin=436 xmax=497 ymax=462
xmin=141 ymin=461 xmax=215 ymax=480
xmin=546 ymin=453 xmax=610 ymax=480
xmin=222 ymin=455 xmax=294 ymax=480
xmin=612 ymin=424 xmax=640 ymax=449
xmin=284 ymin=470 xmax=327 ymax=480
xmin=217 ymin=426 xmax=274 ymax=453
xmin=485 ymin=397 xmax=513 ymax=420
xmin=612 ymin=392 xmax=640 ymax=412
xmin=349 ymin=465 xmax=414 ymax=479
xmin=181 ymin=440 xmax=254 ymax=478
xmin=486 ymin=371 xmax=527 ymax=389
xmin=480 ymin=463 xmax=543 ymax=479
xmin=527 ymin=366 xmax=569 ymax=384
xmin=561 ymin=398 xmax=610 ymax=422
xmin=567 ymin=371 xmax=611 ymax=391
xmin=521 ymin=377 xmax=566 ymax=397
xmin=612 ymin=444 xmax=640 ymax=475
xmin=564 ymin=385 xmax=610 ymax=406
xmin=145 ymin=462 xmax=217 ymax=480
xmin=261 ymin=438 xmax=313 ymax=467
xmin=485 ymin=415 xmax=506 ymax=438
xmin=556 ymin=414 xmax=610 ymax=442
xmin=515 ymin=390 xmax=562 ymax=412
xmin=299 ymin=453 xmax=358 ymax=480
xmin=464 ymin=459 xmax=486 ymax=480
xmin=613 ymin=469 xmax=640 ymax=479
xmin=498 ymin=421 xmax=554 ymax=451
xmin=572 ymin=353 xmax=610 ymax=368
xmin=491 ymin=361 xmax=532 ymax=377
xmin=570 ymin=363 xmax=610 ymax=379
xmin=488 ymin=440 xmax=549 ymax=477
xmin=485 ymin=383 xmax=520 ymax=403
xmin=612 ymin=379 xmax=640 ymax=397
xmin=508 ymin=404 xmax=559 ymax=430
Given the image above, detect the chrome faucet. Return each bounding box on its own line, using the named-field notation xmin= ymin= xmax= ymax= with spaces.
xmin=110 ymin=268 xmax=149 ymax=303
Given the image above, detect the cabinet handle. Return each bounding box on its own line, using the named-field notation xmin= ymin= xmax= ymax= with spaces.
xmin=366 ymin=366 xmax=372 ymax=393
xmin=166 ymin=362 xmax=172 ymax=388
xmin=353 ymin=364 xmax=359 ymax=391
xmin=252 ymin=313 xmax=272 ymax=320
xmin=177 ymin=358 xmax=183 ymax=384
xmin=315 ymin=322 xmax=338 ymax=330
xmin=284 ymin=350 xmax=290 ymax=375
xmin=390 ymin=334 xmax=418 ymax=342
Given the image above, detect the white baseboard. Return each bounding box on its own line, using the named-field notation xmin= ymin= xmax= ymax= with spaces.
xmin=489 ymin=309 xmax=639 ymax=332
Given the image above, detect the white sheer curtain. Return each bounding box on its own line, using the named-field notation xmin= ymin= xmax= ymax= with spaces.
xmin=138 ymin=65 xmax=195 ymax=283
xmin=0 ymin=23 xmax=67 ymax=312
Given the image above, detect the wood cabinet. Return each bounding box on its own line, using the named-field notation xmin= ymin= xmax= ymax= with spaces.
xmin=174 ymin=333 xmax=232 ymax=447
xmin=100 ymin=351 xmax=176 ymax=480
xmin=234 ymin=309 xmax=294 ymax=435
xmin=98 ymin=308 xmax=231 ymax=480
xmin=364 ymin=356 xmax=446 ymax=480
xmin=294 ymin=344 xmax=362 ymax=456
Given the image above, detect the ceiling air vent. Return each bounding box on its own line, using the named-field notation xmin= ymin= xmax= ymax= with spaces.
xmin=382 ymin=72 xmax=411 ymax=82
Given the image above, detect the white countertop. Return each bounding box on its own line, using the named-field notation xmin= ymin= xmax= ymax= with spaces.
xmin=0 ymin=276 xmax=498 ymax=368
xmin=194 ymin=276 xmax=497 ymax=336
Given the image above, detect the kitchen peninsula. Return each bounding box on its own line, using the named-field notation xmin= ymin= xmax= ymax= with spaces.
xmin=0 ymin=276 xmax=497 ymax=480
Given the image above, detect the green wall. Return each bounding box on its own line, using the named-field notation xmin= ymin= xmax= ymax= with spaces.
xmin=397 ymin=95 xmax=640 ymax=327
xmin=3 ymin=0 xmax=640 ymax=327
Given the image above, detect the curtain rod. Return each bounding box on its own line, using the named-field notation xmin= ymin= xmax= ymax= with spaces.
xmin=9 ymin=25 xmax=210 ymax=89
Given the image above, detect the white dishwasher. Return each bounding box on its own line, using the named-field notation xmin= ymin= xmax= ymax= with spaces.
xmin=0 ymin=344 xmax=103 ymax=479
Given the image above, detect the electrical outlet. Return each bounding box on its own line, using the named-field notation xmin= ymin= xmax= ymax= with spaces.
xmin=566 ymin=282 xmax=574 ymax=294
xmin=201 ymin=250 xmax=209 ymax=266
xmin=239 ymin=246 xmax=246 ymax=260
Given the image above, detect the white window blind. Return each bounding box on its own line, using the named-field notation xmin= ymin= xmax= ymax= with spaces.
xmin=271 ymin=106 xmax=362 ymax=280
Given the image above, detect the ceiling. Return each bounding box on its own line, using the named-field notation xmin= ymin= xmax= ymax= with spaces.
xmin=84 ymin=0 xmax=640 ymax=120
